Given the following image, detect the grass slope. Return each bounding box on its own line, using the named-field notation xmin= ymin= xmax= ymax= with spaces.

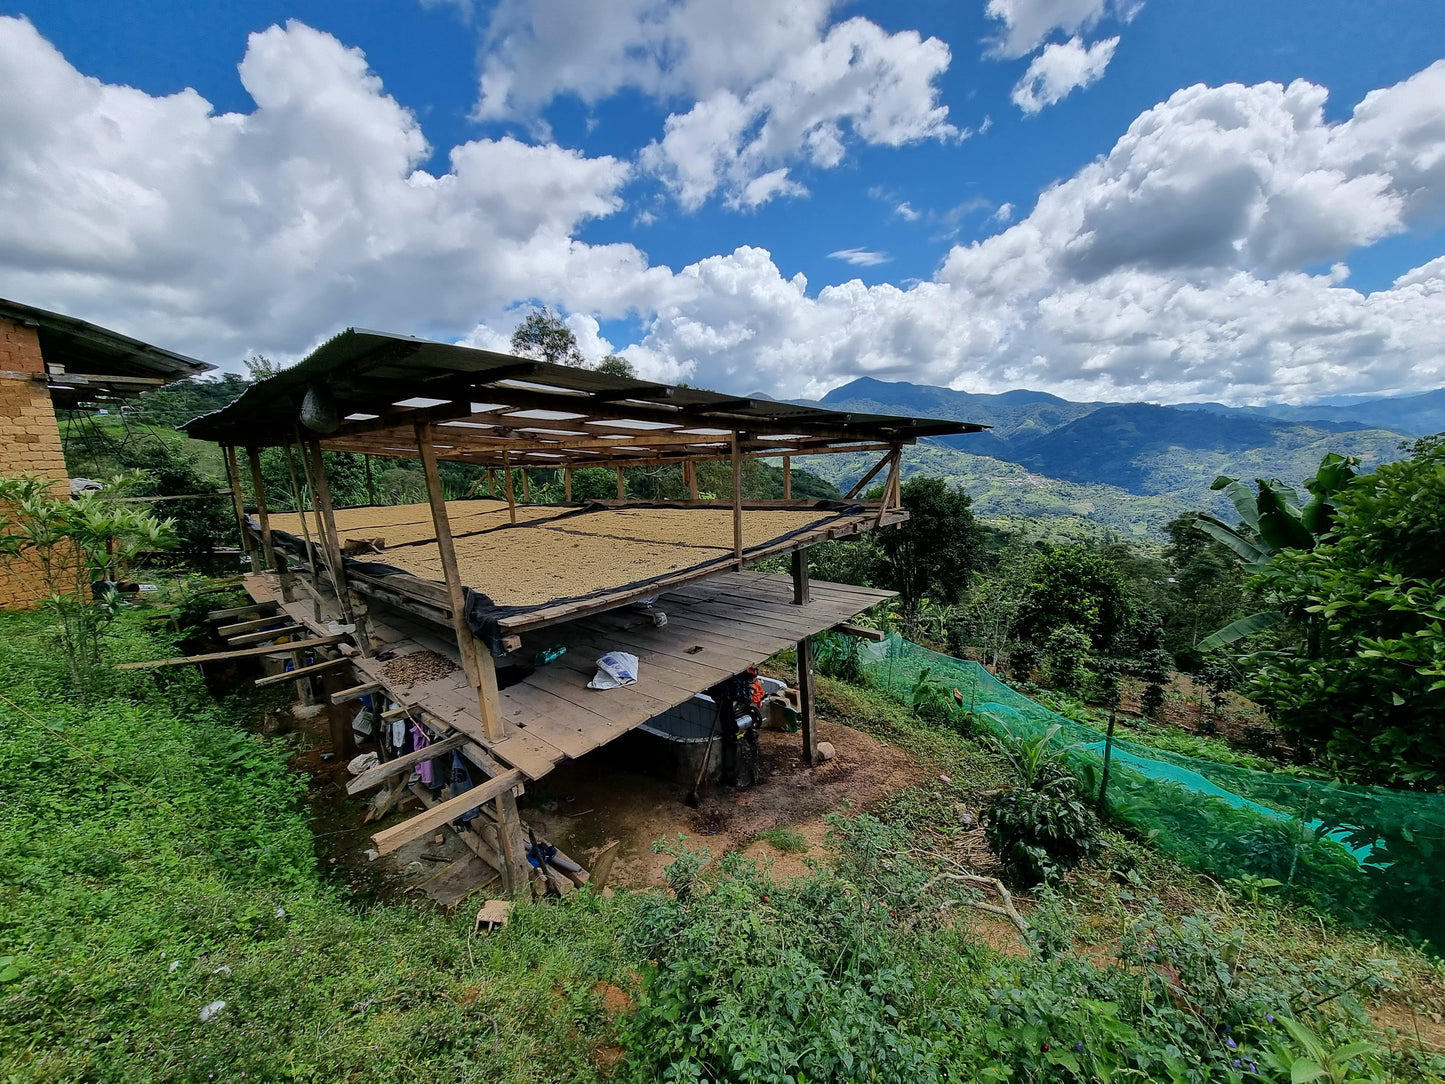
xmin=2 ymin=602 xmax=1439 ymax=1082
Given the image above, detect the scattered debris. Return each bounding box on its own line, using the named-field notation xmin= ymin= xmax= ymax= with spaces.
xmin=474 ymin=899 xmax=513 ymax=933
xmin=199 ymin=1000 xmax=226 ymax=1022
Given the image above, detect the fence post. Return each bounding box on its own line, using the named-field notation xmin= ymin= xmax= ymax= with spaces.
xmin=1097 ymin=709 xmax=1117 ymax=813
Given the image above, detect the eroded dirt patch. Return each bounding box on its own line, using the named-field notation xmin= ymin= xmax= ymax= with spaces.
xmin=524 ymin=713 xmax=925 ymax=888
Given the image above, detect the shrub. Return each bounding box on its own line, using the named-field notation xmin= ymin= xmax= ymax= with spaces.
xmin=984 ymin=725 xmax=1101 ymax=887
xmin=814 ymin=631 xmax=866 ymax=683
xmin=1044 ymin=624 xmax=1093 ymax=694
xmin=0 ymin=472 xmax=175 ymax=689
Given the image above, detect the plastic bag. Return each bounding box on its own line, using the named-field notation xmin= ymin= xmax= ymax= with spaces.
xmin=587 ymin=651 xmax=639 ymax=690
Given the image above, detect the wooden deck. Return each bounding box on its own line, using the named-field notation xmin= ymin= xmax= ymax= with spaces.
xmin=245 ymin=568 xmax=892 ymax=782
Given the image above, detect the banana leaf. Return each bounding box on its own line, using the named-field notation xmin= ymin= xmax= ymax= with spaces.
xmin=1211 ymin=476 xmax=1262 ymax=532
xmin=1255 ymin=484 xmax=1315 ymax=552
xmin=1197 ymin=610 xmax=1284 ymax=651
xmin=1193 ymin=516 xmax=1271 ymax=566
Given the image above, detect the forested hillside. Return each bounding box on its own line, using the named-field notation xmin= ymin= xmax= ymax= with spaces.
xmin=805 ymin=377 xmax=1420 ymax=535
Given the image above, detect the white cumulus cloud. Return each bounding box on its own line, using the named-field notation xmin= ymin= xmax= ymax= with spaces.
xmin=0 ymin=16 xmax=660 ymax=363
xmin=624 ymin=65 xmax=1445 ymax=402
xmin=470 ymin=0 xmax=958 ymax=211
xmin=3 ymin=16 xmax=1445 ymax=410
xmin=639 ymin=16 xmax=958 ymax=209
xmin=1012 ymin=36 xmax=1119 ymax=114
xmin=474 ymin=0 xmax=838 ymax=119
xmin=985 ymin=0 xmax=1132 ymax=59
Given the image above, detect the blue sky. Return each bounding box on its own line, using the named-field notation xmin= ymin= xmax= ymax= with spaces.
xmin=2 ymin=1 xmax=1444 ymax=404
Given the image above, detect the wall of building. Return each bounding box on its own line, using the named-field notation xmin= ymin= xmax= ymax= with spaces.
xmin=0 ymin=315 xmax=70 ymax=609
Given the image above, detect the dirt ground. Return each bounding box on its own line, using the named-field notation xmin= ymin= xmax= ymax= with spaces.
xmin=278 ymin=689 xmax=926 ymax=906
xmin=523 ymin=714 xmax=925 ymax=887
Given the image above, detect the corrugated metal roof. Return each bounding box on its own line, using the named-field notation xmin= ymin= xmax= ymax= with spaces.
xmin=0 ymin=297 xmax=212 ymax=407
xmin=180 ymin=327 xmax=987 ymax=464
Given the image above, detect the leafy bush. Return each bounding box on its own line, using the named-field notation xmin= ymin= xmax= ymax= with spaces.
xmin=624 ymin=842 xmax=949 ymax=1084
xmin=1044 ymin=624 xmax=1093 ymax=694
xmin=813 ymin=630 xmax=866 ymax=683
xmin=1207 ymin=441 xmax=1445 ymax=787
xmin=909 ymin=666 xmax=956 ymax=721
xmin=0 ymin=472 xmax=175 ymax=689
xmin=984 ymin=725 xmax=1102 ymax=886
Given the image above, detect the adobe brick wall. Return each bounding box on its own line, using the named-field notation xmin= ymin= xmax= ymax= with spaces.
xmin=0 ymin=315 xmax=70 ymax=609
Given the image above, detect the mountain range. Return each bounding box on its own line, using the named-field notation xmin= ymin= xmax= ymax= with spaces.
xmin=779 ymin=378 xmax=1436 ymax=537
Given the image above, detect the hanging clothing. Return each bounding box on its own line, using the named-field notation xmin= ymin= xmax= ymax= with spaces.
xmin=410 ymin=722 xmax=434 ymax=786
xmin=449 ymin=749 xmax=482 ymax=829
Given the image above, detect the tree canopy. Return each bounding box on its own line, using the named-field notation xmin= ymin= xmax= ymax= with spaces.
xmin=510 ymin=307 xmax=584 ymax=367
xmin=1240 ymin=438 xmax=1445 ymax=787
xmin=874 ymin=476 xmax=979 ymax=631
xmin=1013 ymin=545 xmax=1130 ymax=653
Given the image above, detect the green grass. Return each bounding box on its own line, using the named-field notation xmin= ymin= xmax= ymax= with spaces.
xmin=753 ymin=827 xmax=809 ymax=854
xmin=3 ymin=600 xmax=1441 ymax=1082
xmin=814 ymin=672 xmax=1013 ymax=792
xmin=0 ymin=604 xmax=632 ymax=1082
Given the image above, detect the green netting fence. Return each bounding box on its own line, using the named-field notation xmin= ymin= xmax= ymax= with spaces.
xmin=853 ymin=634 xmax=1445 ymax=952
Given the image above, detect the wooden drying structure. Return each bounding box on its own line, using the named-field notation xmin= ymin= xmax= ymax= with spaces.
xmin=175 ymin=329 xmax=986 ymax=897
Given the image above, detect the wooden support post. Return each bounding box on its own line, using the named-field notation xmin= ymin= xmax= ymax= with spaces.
xmin=494 ymin=790 xmax=531 ymax=895
xmin=306 ymin=441 xmax=368 ymax=652
xmin=685 ymin=459 xmax=699 ymax=500
xmin=564 ymin=466 xmax=572 ymax=502
xmin=1098 ymin=710 xmax=1117 ymax=813
xmin=502 ymin=452 xmax=516 ymax=524
xmin=731 ymin=431 xmax=743 ymax=570
xmin=283 ymin=444 xmax=323 ymax=620
xmin=845 ymin=448 xmax=894 ymax=500
xmin=876 ymin=448 xmax=902 ymax=526
xmin=797 ymin=634 xmax=818 ymax=766
xmin=487 ymin=468 xmax=495 ymax=497
xmin=364 ymin=455 xmax=377 ymax=506
xmin=782 ymin=454 xmax=792 ymax=500
xmin=222 ymin=446 xmax=254 ymax=568
xmin=615 ymin=466 xmax=625 ymax=501
xmin=247 ymin=447 xmax=295 ymax=603
xmin=791 ymin=547 xmax=810 ymax=605
xmin=243 ymin=447 xmax=271 ymax=572
xmin=327 ymin=688 xmax=358 ymax=760
xmin=521 ymin=468 xmax=531 ymax=502
xmin=290 ymin=647 xmax=315 ymax=706
xmin=416 ymin=421 xmax=506 ymax=742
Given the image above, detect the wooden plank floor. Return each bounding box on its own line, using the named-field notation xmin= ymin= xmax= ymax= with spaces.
xmin=240 ymin=569 xmax=892 ymax=782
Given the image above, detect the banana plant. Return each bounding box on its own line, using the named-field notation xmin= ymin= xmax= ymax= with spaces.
xmin=1193 ymin=454 xmax=1357 ymax=651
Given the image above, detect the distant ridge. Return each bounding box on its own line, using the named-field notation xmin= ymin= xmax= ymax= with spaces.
xmin=795 ymin=376 xmax=1427 ymax=534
